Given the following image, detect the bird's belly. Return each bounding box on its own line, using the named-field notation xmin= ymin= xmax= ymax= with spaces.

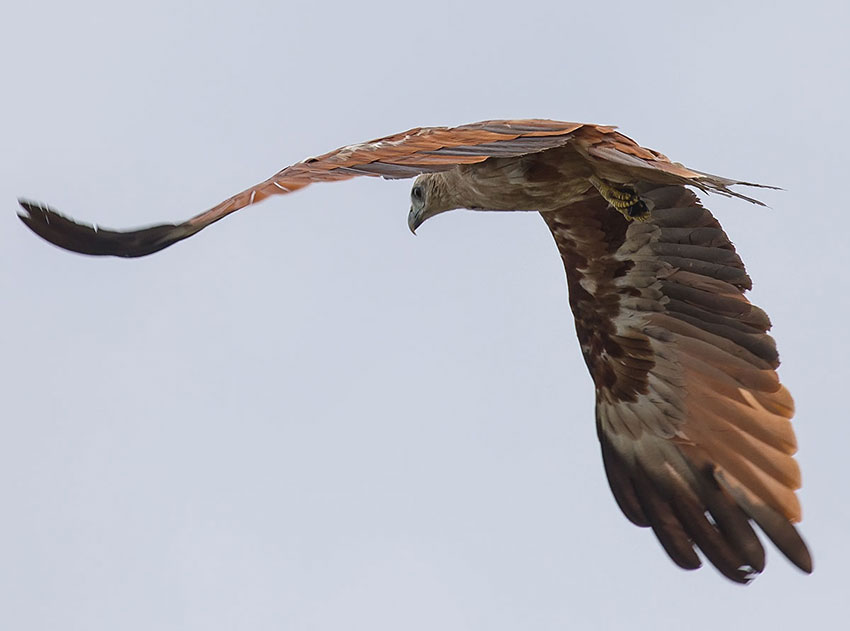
xmin=455 ymin=148 xmax=595 ymax=211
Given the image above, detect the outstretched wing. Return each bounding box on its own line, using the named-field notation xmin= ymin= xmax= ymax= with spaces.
xmin=18 ymin=119 xmax=767 ymax=257
xmin=541 ymin=185 xmax=810 ymax=583
xmin=18 ymin=119 xmax=585 ymax=257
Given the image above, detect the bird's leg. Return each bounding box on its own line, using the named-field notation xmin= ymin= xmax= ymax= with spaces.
xmin=589 ymin=176 xmax=650 ymax=222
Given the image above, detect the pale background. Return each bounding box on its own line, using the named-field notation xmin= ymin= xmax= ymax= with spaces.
xmin=2 ymin=1 xmax=848 ymax=629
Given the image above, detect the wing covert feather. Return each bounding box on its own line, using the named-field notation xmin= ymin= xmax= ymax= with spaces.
xmin=19 ymin=119 xmax=763 ymax=257
xmin=17 ymin=119 xmax=584 ymax=257
xmin=541 ymin=185 xmax=810 ymax=582
xmin=17 ymin=117 xmax=808 ymax=581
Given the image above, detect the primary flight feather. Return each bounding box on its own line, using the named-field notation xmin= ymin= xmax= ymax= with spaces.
xmin=18 ymin=119 xmax=811 ymax=583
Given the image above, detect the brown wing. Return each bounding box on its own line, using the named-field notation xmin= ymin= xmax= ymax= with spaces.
xmin=541 ymin=185 xmax=810 ymax=583
xmin=18 ymin=119 xmax=587 ymax=257
xmin=18 ymin=119 xmax=771 ymax=257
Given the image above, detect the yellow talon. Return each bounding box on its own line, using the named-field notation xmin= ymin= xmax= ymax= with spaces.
xmin=589 ymin=176 xmax=650 ymax=222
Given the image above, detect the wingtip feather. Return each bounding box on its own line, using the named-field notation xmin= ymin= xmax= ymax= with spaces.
xmin=16 ymin=198 xmax=191 ymax=258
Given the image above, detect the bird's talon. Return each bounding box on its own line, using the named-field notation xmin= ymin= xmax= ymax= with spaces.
xmin=589 ymin=176 xmax=650 ymax=222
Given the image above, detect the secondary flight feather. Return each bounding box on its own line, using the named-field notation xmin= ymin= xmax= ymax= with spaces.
xmin=18 ymin=119 xmax=810 ymax=582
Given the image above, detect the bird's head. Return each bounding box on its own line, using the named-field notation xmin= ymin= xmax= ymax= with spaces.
xmin=407 ymin=173 xmax=456 ymax=234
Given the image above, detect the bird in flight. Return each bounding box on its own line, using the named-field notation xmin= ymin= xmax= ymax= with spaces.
xmin=18 ymin=119 xmax=811 ymax=583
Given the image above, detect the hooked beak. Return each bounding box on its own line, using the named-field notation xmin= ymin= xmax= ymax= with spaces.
xmin=408 ymin=207 xmax=423 ymax=235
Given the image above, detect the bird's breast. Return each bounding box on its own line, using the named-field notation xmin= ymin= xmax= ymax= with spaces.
xmin=450 ymin=147 xmax=596 ymax=212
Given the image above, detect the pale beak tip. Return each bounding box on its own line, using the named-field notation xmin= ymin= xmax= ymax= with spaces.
xmin=408 ymin=210 xmax=421 ymax=235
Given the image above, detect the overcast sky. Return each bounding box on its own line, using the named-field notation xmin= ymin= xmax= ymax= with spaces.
xmin=3 ymin=1 xmax=849 ymax=629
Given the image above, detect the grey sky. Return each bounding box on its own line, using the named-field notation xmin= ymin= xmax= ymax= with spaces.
xmin=3 ymin=0 xmax=849 ymax=628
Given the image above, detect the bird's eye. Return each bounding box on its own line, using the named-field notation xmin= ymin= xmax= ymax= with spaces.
xmin=412 ymin=185 xmax=423 ymax=201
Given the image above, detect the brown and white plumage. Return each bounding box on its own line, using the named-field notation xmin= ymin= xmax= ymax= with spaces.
xmin=18 ymin=119 xmax=810 ymax=582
